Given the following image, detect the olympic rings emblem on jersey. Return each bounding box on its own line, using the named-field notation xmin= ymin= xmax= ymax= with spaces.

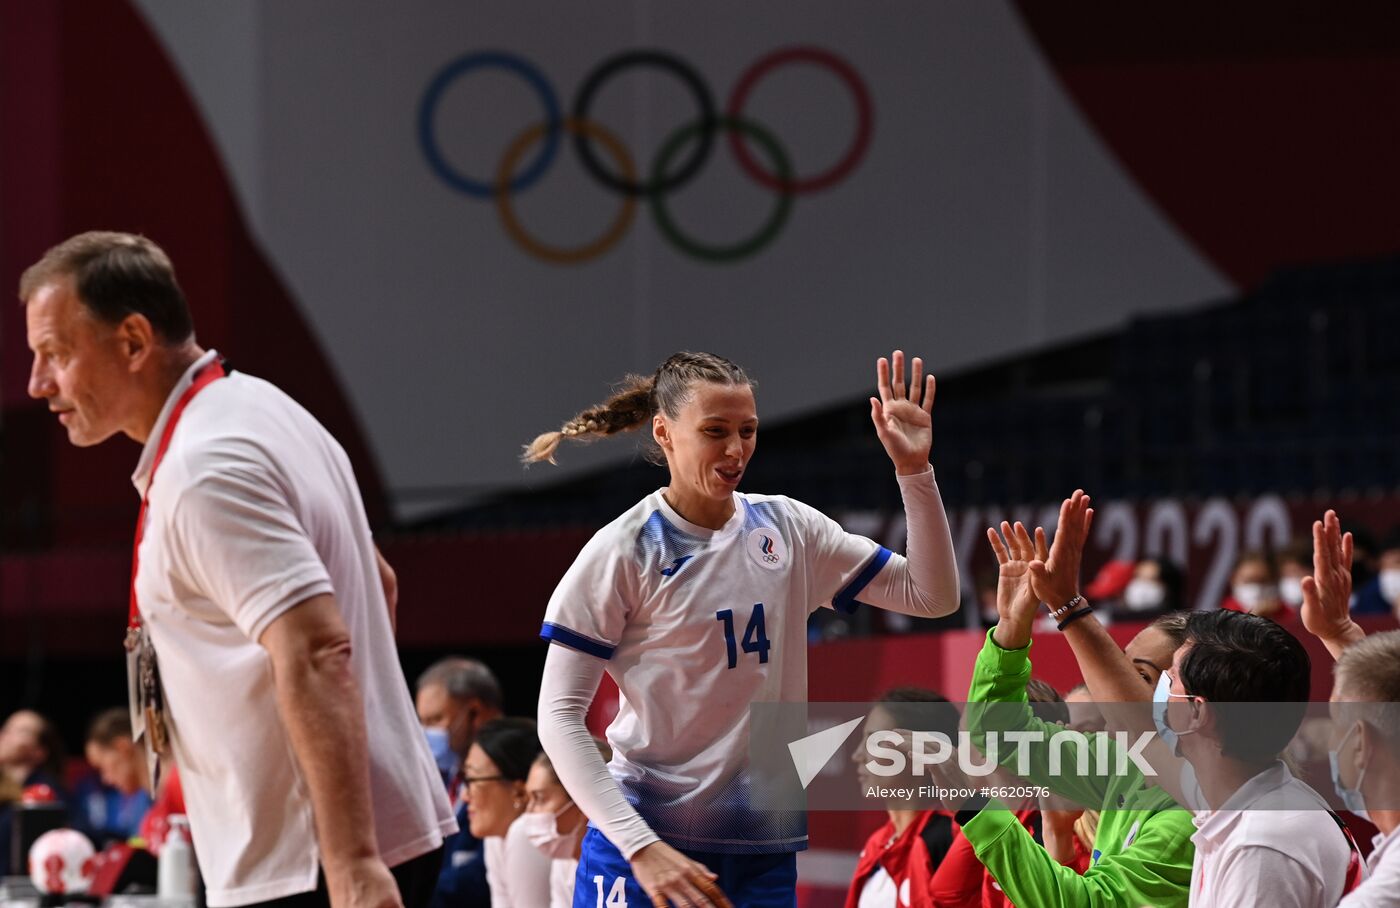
xmin=747 ymin=528 xmax=788 ymax=571
xmin=417 ymin=47 xmax=873 ymax=265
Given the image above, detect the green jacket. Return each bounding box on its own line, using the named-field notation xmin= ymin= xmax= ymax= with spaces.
xmin=961 ymin=629 xmax=1194 ymax=907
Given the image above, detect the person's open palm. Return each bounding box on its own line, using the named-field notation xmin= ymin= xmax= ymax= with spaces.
xmin=988 ymin=521 xmax=1043 ymax=628
xmin=1028 ymin=490 xmax=1094 ymax=608
xmin=871 ymin=350 xmax=936 ymax=474
xmin=1301 ymin=509 xmax=1365 ymax=657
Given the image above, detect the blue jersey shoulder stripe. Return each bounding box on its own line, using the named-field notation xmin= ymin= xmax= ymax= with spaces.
xmin=832 ymin=546 xmax=893 ymax=614
xmin=540 ymin=622 xmax=616 ymax=660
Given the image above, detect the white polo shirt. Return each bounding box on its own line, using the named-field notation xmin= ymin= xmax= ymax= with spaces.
xmin=132 ymin=350 xmax=455 ymax=907
xmin=1187 ymin=761 xmax=1356 ymax=907
xmin=1339 ymin=826 xmax=1399 ymax=907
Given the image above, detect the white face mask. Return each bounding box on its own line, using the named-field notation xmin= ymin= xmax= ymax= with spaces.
xmin=1379 ymin=569 xmax=1400 ymax=606
xmin=1232 ymin=582 xmax=1275 ymax=611
xmin=1278 ymin=576 xmax=1304 ymax=606
xmin=1123 ymin=579 xmax=1166 ymax=612
xmin=1329 ymin=722 xmax=1369 ymax=823
xmin=520 ymin=802 xmax=584 ymax=859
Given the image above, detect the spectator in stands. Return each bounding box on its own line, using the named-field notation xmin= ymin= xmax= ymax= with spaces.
xmin=1118 ymin=557 xmax=1186 ymax=619
xmin=466 ymin=718 xmax=551 ymax=908
xmin=1296 ymin=509 xmax=1400 ymax=905
xmin=1351 ymin=528 xmax=1400 ymax=618
xmin=81 ymin=709 xmax=187 ymax=853
xmin=1044 ymin=492 xmax=1359 ymax=906
xmin=0 ymin=709 xmax=66 ymax=792
xmin=1083 ymin=560 xmax=1135 ymax=615
xmin=1349 ymin=526 xmax=1381 ymax=607
xmin=975 ymin=566 xmax=1001 ymax=628
xmin=1221 ymin=550 xmax=1292 ymax=621
xmin=1278 ymin=539 xmax=1314 ymax=611
xmin=79 ymin=708 xmax=153 ymax=843
xmin=956 ymin=518 xmax=1194 ymax=907
xmin=419 ymin=658 xmax=501 ymax=908
xmin=0 ymin=709 xmax=68 ymax=876
xmin=845 ymin=688 xmax=980 ymax=908
xmin=524 ymin=737 xmax=613 ymax=908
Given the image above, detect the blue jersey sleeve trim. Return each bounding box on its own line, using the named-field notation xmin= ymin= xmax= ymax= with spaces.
xmin=832 ymin=546 xmax=893 ymax=614
xmin=540 ymin=622 xmax=616 ymax=660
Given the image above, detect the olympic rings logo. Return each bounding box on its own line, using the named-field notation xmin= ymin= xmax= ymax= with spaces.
xmin=418 ymin=47 xmax=873 ymax=265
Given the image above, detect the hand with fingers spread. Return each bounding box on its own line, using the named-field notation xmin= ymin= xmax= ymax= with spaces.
xmin=1301 ymin=509 xmax=1366 ymax=660
xmin=988 ymin=521 xmax=1047 ymax=650
xmin=870 ymin=350 xmax=937 ymax=476
xmin=631 ymin=841 xmax=733 ymax=908
xmin=1028 ymin=490 xmax=1095 ymax=611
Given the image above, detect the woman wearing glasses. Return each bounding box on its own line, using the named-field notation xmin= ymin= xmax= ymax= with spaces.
xmin=462 ymin=718 xmax=551 ymax=908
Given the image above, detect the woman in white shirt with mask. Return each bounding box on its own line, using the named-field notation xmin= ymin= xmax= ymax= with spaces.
xmin=464 ymin=718 xmax=552 ymax=908
xmin=522 ymin=739 xmax=613 ymax=908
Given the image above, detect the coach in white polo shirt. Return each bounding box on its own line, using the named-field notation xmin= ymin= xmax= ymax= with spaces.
xmin=21 ymin=232 xmax=455 ymax=908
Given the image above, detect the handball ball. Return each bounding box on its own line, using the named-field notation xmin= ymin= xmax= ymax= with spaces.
xmin=28 ymin=828 xmax=97 ymax=895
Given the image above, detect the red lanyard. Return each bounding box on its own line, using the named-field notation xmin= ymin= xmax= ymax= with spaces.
xmin=128 ymin=359 xmax=227 ymax=631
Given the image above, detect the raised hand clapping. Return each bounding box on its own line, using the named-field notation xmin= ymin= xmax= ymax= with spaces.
xmin=1301 ymin=509 xmax=1366 ymax=660
xmin=988 ymin=521 xmax=1046 ymax=650
xmin=870 ymin=350 xmax=936 ymax=476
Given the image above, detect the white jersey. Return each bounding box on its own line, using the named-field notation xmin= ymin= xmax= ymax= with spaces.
xmin=541 ymin=489 xmax=889 ymax=853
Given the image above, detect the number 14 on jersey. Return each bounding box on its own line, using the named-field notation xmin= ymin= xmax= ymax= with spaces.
xmin=715 ymin=604 xmax=771 ymax=669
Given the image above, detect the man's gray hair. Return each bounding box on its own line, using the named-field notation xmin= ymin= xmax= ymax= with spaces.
xmin=416 ymin=657 xmax=502 ymax=711
xmin=1334 ymin=630 xmax=1400 ymax=746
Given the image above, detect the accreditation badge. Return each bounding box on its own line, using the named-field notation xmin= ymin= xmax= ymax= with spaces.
xmin=125 ymin=625 xmax=169 ymax=794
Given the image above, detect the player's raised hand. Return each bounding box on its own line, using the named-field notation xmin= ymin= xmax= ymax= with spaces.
xmin=989 ymin=521 xmax=1043 ymax=650
xmin=631 ymin=841 xmax=733 ymax=908
xmin=1029 ymin=490 xmax=1094 ymax=610
xmin=870 ymin=350 xmax=936 ymax=476
xmin=1301 ymin=509 xmax=1366 ymax=659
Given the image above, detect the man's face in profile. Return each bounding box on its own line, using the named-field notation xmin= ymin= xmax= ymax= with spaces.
xmin=26 ymin=280 xmax=138 ymax=446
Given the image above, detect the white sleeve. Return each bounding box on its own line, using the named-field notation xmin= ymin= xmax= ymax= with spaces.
xmin=540 ymin=531 xmax=635 ymax=660
xmin=1213 ymin=846 xmax=1327 ymax=908
xmin=167 ymin=463 xmax=334 ymax=641
xmin=537 ymin=643 xmax=659 ymax=859
xmin=1340 ymin=839 xmax=1399 ymax=907
xmin=798 ymin=468 xmax=959 ymax=618
xmin=855 ymin=468 xmax=961 ymax=618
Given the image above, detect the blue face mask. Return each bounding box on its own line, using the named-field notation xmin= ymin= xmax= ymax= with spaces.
xmin=423 ymin=726 xmax=459 ymax=779
xmin=1329 ymin=722 xmax=1369 ymax=822
xmin=1153 ymin=671 xmax=1196 ymax=757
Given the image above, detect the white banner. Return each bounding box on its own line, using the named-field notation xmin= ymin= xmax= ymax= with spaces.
xmin=135 ymin=0 xmax=1229 ymax=518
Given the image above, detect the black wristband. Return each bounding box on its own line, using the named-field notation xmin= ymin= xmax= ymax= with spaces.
xmin=955 ymin=795 xmax=991 ymax=826
xmin=1057 ymin=606 xmax=1094 ymax=632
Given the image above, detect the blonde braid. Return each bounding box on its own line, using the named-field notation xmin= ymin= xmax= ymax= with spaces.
xmin=521 ymin=376 xmax=656 ymax=464
xmin=522 ymin=351 xmax=752 ymax=466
